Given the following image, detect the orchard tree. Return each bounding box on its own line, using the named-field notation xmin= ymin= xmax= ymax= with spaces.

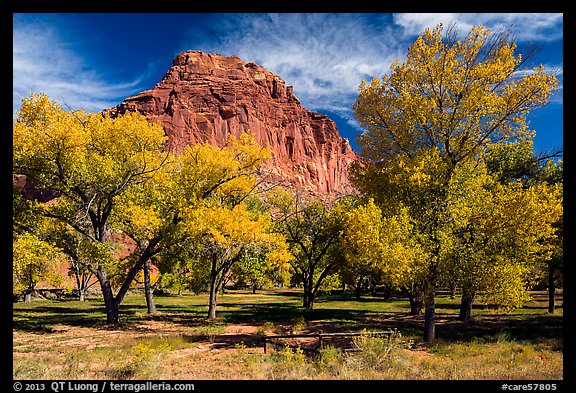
xmin=352 ymin=23 xmax=559 ymax=342
xmin=185 ymin=202 xmax=291 ymax=319
xmin=154 ymin=235 xmax=206 ymax=295
xmin=272 ymin=191 xmax=347 ymax=309
xmin=232 ymin=250 xmax=277 ymax=293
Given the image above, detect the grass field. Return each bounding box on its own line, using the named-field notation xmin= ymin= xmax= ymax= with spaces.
xmin=12 ymin=288 xmax=563 ymax=380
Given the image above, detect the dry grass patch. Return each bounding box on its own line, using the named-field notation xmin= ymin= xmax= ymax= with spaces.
xmin=13 ymin=290 xmax=563 ymax=380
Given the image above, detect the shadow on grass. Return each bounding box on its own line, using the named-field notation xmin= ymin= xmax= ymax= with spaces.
xmin=13 ymin=293 xmax=562 ymax=348
xmin=211 ymin=302 xmax=562 ymax=347
xmin=13 ymin=305 xmax=109 ymax=333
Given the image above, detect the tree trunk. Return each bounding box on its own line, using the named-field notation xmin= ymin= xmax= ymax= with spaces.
xmin=368 ymin=278 xmax=377 ymax=296
xmin=548 ymin=263 xmax=555 ymax=314
xmin=423 ymin=290 xmax=435 ymax=343
xmin=97 ymin=271 xmax=120 ymax=324
xmin=407 ymin=292 xmax=423 ymax=315
xmin=303 ymin=276 xmax=315 ymax=309
xmin=102 ymin=284 xmax=119 ymax=324
xmin=355 ymin=276 xmax=363 ymax=299
xmin=449 ymin=282 xmax=456 ymax=299
xmin=459 ymin=292 xmax=474 ymax=322
xmin=207 ymin=266 xmax=219 ymax=320
xmin=74 ymin=269 xmax=83 ymax=301
xmin=24 ymin=291 xmax=32 ymax=303
xmin=72 ymin=267 xmax=90 ymax=301
xmin=208 ymin=282 xmax=218 ymax=320
xmin=383 ymin=283 xmax=392 ymax=300
xmin=144 ymin=260 xmax=157 ymax=315
xmin=303 ymin=292 xmax=315 ymax=309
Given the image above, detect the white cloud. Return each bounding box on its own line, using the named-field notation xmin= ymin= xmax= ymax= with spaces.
xmin=13 ymin=17 xmax=145 ymax=116
xmin=393 ymin=13 xmax=563 ymax=42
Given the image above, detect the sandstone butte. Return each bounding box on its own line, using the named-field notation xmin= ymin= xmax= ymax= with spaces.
xmin=105 ymin=50 xmax=360 ymax=199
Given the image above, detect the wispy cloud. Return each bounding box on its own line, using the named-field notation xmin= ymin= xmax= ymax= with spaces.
xmin=181 ymin=13 xmax=563 ymax=133
xmin=181 ymin=13 xmax=407 ymax=127
xmin=13 ymin=15 xmax=146 ymax=116
xmin=393 ymin=13 xmax=563 ymax=42
xmin=14 ymin=12 xmax=561 ymax=138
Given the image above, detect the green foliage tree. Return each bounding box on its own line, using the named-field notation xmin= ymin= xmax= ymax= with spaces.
xmin=231 ymin=250 xmax=277 ymax=293
xmin=484 ymin=140 xmax=563 ymax=314
xmin=13 ymin=232 xmax=63 ymax=302
xmin=352 ymin=23 xmax=559 ymax=342
xmin=272 ymin=191 xmax=347 ymax=309
xmin=445 ymin=159 xmax=561 ymax=321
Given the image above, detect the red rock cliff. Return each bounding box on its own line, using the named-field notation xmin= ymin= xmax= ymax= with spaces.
xmin=106 ymin=51 xmax=358 ymax=197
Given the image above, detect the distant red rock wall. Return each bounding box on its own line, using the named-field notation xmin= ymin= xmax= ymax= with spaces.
xmin=106 ymin=51 xmax=359 ymax=198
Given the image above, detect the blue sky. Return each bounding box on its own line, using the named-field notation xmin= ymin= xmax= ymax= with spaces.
xmin=13 ymin=13 xmax=563 ymax=155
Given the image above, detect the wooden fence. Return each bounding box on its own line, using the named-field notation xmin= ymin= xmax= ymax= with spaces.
xmin=263 ymin=330 xmax=395 ymax=354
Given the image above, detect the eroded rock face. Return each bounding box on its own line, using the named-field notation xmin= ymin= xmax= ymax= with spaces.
xmin=106 ymin=51 xmax=359 ymax=198
xmin=13 ymin=174 xmax=58 ymax=202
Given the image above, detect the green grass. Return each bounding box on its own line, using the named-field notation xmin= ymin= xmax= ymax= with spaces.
xmin=13 ymin=288 xmax=563 ymax=344
xmin=13 ymin=288 xmax=563 ymax=379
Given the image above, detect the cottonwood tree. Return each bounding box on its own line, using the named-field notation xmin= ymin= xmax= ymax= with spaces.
xmin=483 ymin=140 xmax=563 ymax=314
xmin=339 ymin=199 xmax=382 ymax=299
xmin=13 ymin=93 xmax=277 ymax=323
xmin=111 ymin=154 xmax=182 ymax=315
xmin=352 ymin=23 xmax=559 ymax=342
xmin=445 ymin=159 xmax=561 ymax=321
xmin=340 ymin=196 xmax=429 ymax=315
xmin=13 ymin=231 xmax=64 ymax=302
xmin=13 ymin=93 xmax=173 ymax=323
xmin=53 ymin=227 xmax=104 ymax=302
xmin=172 ymin=133 xmax=285 ymax=319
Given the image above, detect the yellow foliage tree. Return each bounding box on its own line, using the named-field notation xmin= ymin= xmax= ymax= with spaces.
xmin=13 ymin=232 xmax=64 ymax=302
xmin=352 ymin=23 xmax=559 ymax=342
xmin=14 ymin=92 xmax=276 ymax=323
xmin=446 ymin=160 xmax=562 ymax=320
xmin=14 ymin=93 xmax=170 ymax=323
xmin=184 ymin=202 xmax=291 ymax=319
